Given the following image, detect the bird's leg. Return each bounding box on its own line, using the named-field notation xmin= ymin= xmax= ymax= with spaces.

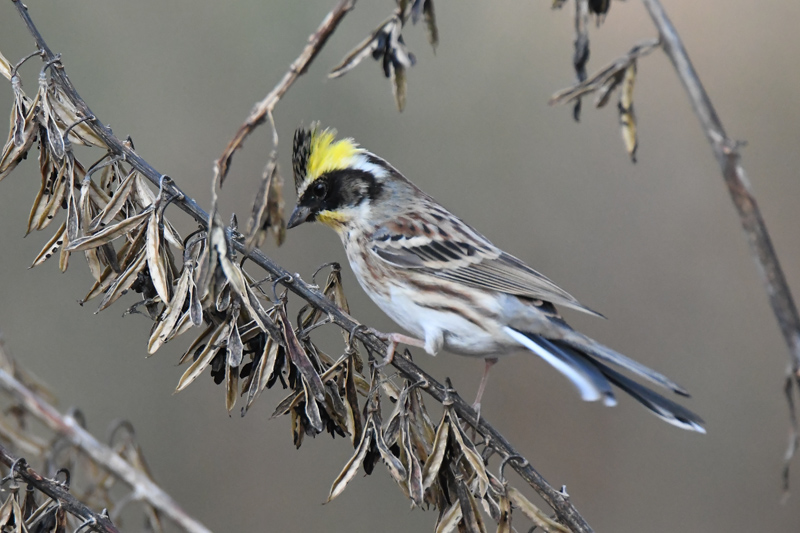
xmin=364 ymin=327 xmax=425 ymax=368
xmin=473 ymin=357 xmax=498 ymax=419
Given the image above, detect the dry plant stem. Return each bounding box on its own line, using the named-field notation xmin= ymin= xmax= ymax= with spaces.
xmin=0 ymin=365 xmax=211 ymax=533
xmin=215 ymin=0 xmax=357 ymax=182
xmin=11 ymin=2 xmax=592 ymax=531
xmin=640 ymin=0 xmax=800 ymax=484
xmin=0 ymin=443 xmax=121 ymax=533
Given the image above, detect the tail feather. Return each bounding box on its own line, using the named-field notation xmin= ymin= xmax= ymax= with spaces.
xmin=505 ymin=327 xmax=705 ymax=433
xmin=590 ymin=357 xmax=706 ymax=433
xmin=503 ymin=328 xmax=616 ymax=405
xmin=559 ymin=329 xmax=690 ymax=396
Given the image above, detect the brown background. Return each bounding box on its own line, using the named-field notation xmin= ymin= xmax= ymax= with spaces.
xmin=1 ymin=1 xmax=799 ymax=531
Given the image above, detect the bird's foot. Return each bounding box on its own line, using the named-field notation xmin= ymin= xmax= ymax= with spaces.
xmin=365 ymin=328 xmax=425 ymax=368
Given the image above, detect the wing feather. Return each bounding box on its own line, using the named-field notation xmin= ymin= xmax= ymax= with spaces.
xmin=368 ymin=208 xmax=603 ymax=317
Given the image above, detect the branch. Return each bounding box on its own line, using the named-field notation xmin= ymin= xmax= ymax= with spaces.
xmin=0 ymin=363 xmax=212 ymax=533
xmin=640 ymin=0 xmax=800 ymax=487
xmin=214 ymin=0 xmax=357 ymax=183
xmin=10 ymin=1 xmax=593 ymax=531
xmin=0 ymin=443 xmax=121 ymax=533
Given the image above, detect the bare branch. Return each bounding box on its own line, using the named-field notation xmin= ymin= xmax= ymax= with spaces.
xmin=0 ymin=444 xmax=121 ymax=533
xmin=639 ymin=0 xmax=800 ymax=488
xmin=215 ymin=0 xmax=357 ymax=184
xmin=10 ymin=2 xmax=593 ymax=530
xmin=0 ymin=346 xmax=212 ymax=533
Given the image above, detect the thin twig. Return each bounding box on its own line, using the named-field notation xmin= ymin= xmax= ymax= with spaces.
xmin=214 ymin=0 xmax=357 ymax=184
xmin=0 ymin=358 xmax=211 ymax=533
xmin=10 ymin=2 xmax=593 ymax=530
xmin=0 ymin=444 xmax=121 ymax=533
xmin=639 ymin=0 xmax=800 ymax=489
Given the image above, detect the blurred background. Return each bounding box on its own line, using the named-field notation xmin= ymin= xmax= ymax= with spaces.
xmin=1 ymin=0 xmax=799 ymax=531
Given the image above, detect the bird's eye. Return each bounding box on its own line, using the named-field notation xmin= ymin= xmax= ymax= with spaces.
xmin=312 ymin=182 xmax=327 ymax=199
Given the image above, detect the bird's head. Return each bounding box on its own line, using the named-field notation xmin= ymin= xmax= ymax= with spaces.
xmin=287 ymin=125 xmax=396 ymax=232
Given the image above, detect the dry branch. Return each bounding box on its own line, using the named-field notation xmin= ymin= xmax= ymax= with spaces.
xmin=214 ymin=0 xmax=357 ymax=184
xmin=0 ymin=443 xmax=121 ymax=533
xmin=9 ymin=2 xmax=593 ymax=531
xmin=0 ymin=351 xmax=212 ymax=533
xmin=639 ymin=0 xmax=800 ymax=490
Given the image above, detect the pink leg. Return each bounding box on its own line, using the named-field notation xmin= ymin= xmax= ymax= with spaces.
xmin=374 ymin=332 xmax=426 ymax=368
xmin=473 ymin=357 xmax=498 ymax=418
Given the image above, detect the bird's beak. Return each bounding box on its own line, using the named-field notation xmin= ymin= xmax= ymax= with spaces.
xmin=287 ymin=205 xmax=312 ymax=229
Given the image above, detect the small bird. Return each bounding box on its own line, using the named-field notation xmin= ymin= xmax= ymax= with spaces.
xmin=287 ymin=125 xmax=704 ymax=433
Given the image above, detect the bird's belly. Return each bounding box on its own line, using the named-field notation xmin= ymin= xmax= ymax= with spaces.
xmin=376 ymin=284 xmax=513 ymax=358
xmin=345 ymin=242 xmax=514 ymax=357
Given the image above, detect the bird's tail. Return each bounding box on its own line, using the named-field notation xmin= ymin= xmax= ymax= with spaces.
xmin=503 ymin=327 xmax=705 ymax=433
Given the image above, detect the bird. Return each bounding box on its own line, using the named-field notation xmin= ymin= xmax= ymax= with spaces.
xmin=286 ymin=124 xmax=705 ymax=433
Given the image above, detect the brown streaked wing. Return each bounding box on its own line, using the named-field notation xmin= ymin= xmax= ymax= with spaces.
xmin=368 ymin=209 xmax=602 ymax=317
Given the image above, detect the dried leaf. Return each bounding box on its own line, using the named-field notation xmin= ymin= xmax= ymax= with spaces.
xmin=409 ymin=386 xmax=436 ymax=454
xmin=245 ymin=154 xmax=286 ymax=250
xmin=448 ymin=409 xmax=489 ymax=497
xmin=507 ymin=486 xmax=569 ymax=533
xmin=179 ymin=323 xmax=215 ymax=366
xmin=0 ymin=89 xmax=38 ymax=181
xmin=244 ymin=335 xmax=280 ymax=411
xmin=26 ymin=148 xmax=54 ymax=234
xmin=134 ymin=173 xmax=183 ymax=249
xmin=50 ymin=84 xmax=106 ymax=148
xmin=461 ymin=485 xmax=488 ymax=533
xmin=148 ymin=264 xmax=192 ymax=354
xmin=594 ymin=68 xmax=626 ymax=108
xmin=344 ymin=351 xmax=363 ymax=447
xmin=277 ymin=304 xmax=326 ymax=403
xmin=10 ymin=74 xmax=32 ymax=148
xmin=66 ymin=208 xmax=151 ymax=251
xmin=80 ymin=229 xmax=140 ymax=302
xmin=435 ymin=500 xmax=462 ymax=533
xmin=243 ymin=275 xmax=283 ymax=341
xmin=303 ymin=379 xmax=323 ymax=432
xmin=329 ymin=17 xmax=394 ymax=79
xmin=146 ymin=208 xmax=171 ymax=303
xmin=422 ymin=410 xmax=450 ymax=490
xmin=403 ymin=416 xmax=425 ymax=505
xmin=188 ymin=273 xmax=203 ymax=326
xmin=38 ymin=71 xmax=66 ymax=160
xmin=0 ymin=52 xmax=11 ymax=81
xmin=66 ymin=189 xmax=79 ymax=244
xmin=95 ymin=247 xmax=147 ymax=312
xmin=619 ymin=61 xmax=638 ymax=163
xmin=176 ymin=322 xmax=229 ymax=391
xmin=328 ymin=424 xmax=374 ymax=501
xmin=374 ymin=423 xmax=406 ymax=485
xmin=225 ymin=352 xmax=238 ymax=413
xmin=549 ymin=38 xmax=659 ymax=107
xmin=227 ymin=315 xmax=243 ymax=367
xmin=30 ymin=221 xmax=66 ymax=267
xmin=496 ymin=490 xmax=511 ymax=533
xmin=35 ymin=157 xmax=70 ymax=231
xmin=89 ymin=168 xmax=138 ymax=230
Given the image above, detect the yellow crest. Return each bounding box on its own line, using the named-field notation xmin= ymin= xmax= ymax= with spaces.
xmin=305 ymin=127 xmax=360 ymax=184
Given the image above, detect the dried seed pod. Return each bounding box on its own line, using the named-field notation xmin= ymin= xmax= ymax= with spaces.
xmin=411 ymin=0 xmax=437 ymax=51
xmin=329 ymin=15 xmax=416 ymax=111
xmin=0 ymin=77 xmax=38 ymax=181
xmin=176 ymin=321 xmax=230 ymax=391
xmin=618 ymin=61 xmax=638 ymax=163
xmin=245 ymin=154 xmax=286 ymax=250
xmin=67 ymin=207 xmax=152 ymax=251
xmin=30 ymin=221 xmax=66 ymax=267
xmin=507 ymin=486 xmax=569 ymax=532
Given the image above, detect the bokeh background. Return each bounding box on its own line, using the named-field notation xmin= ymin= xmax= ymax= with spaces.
xmin=1 ymin=1 xmax=799 ymax=531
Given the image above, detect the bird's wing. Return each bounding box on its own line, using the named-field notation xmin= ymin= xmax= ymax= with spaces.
xmin=368 ymin=208 xmax=602 ymax=317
